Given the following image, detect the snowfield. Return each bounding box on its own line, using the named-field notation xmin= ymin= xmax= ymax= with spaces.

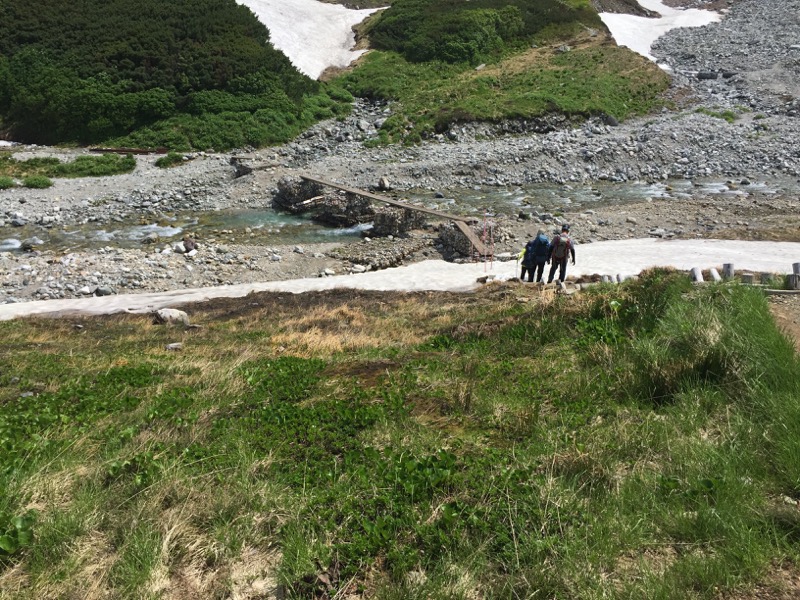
xmin=236 ymin=0 xmax=381 ymax=78
xmin=599 ymin=0 xmax=721 ymax=65
xmin=1 ymin=239 xmax=798 ymax=320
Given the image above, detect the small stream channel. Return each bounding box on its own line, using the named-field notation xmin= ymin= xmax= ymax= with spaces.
xmin=0 ymin=177 xmax=789 ymax=254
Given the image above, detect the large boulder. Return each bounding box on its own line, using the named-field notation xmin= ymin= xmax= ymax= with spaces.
xmin=272 ymin=177 xmax=324 ymax=213
xmin=314 ymin=192 xmax=375 ymax=227
xmin=153 ymin=308 xmax=190 ymax=326
xmin=372 ymin=208 xmax=427 ymax=237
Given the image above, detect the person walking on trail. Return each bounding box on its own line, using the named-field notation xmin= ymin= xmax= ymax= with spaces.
xmin=519 ymin=239 xmax=536 ymax=282
xmin=546 ymin=224 xmax=575 ymax=283
xmin=519 ymin=229 xmax=550 ymax=283
xmin=520 ymin=229 xmax=550 ymax=282
xmin=517 ymin=242 xmax=531 ymax=281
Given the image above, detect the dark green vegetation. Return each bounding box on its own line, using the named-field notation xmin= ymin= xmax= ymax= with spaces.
xmin=0 ymin=0 xmax=669 ymax=149
xmin=365 ymin=0 xmax=601 ymax=65
xmin=342 ymin=0 xmax=668 ymax=143
xmin=0 ymin=0 xmax=350 ymax=149
xmin=342 ymin=42 xmax=669 ymax=143
xmin=19 ymin=175 xmax=52 ymax=189
xmin=1 ymin=272 xmax=799 ymax=597
xmin=0 ymin=153 xmax=136 ymax=182
xmin=155 ymin=152 xmax=189 ymax=169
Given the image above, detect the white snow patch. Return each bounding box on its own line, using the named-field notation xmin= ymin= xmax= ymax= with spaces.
xmin=599 ymin=0 xmax=721 ymax=65
xmin=1 ymin=239 xmax=799 ymax=321
xmin=237 ymin=0 xmax=381 ymax=79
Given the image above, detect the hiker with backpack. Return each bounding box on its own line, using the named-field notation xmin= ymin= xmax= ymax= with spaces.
xmin=547 ymin=224 xmax=576 ymax=283
xmin=520 ymin=229 xmax=550 ymax=282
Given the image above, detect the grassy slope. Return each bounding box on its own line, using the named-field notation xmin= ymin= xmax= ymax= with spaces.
xmin=340 ymin=32 xmax=669 ymax=143
xmin=1 ymin=272 xmax=798 ymax=598
xmin=339 ymin=3 xmax=669 ymax=142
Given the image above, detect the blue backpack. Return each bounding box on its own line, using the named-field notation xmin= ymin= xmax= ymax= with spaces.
xmin=533 ymin=234 xmax=550 ymax=259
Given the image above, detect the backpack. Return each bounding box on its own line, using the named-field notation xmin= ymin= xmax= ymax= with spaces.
xmin=522 ymin=240 xmax=537 ymax=265
xmin=551 ymin=234 xmax=571 ymax=260
xmin=533 ymin=234 xmax=550 ymax=259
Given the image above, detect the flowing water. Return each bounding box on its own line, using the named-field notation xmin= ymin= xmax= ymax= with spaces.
xmin=1 ymin=177 xmax=791 ymax=254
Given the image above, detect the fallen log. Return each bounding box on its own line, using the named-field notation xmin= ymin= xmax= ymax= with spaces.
xmin=89 ymin=147 xmax=169 ymax=155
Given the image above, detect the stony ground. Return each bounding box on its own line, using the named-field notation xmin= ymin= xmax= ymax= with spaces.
xmin=1 ymin=0 xmax=798 ymax=303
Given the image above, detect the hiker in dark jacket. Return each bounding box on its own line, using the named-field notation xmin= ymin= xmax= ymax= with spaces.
xmin=546 ymin=224 xmax=576 ymax=283
xmin=523 ymin=229 xmax=550 ymax=281
xmin=520 ymin=229 xmax=550 ymax=282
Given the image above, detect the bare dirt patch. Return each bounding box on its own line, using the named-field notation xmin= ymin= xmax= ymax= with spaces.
xmin=769 ymin=294 xmax=800 ymax=352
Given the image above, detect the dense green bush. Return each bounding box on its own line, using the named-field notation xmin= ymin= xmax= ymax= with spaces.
xmin=22 ymin=175 xmax=52 ymax=188
xmin=154 ymin=153 xmax=186 ymax=169
xmin=0 ymin=0 xmax=341 ymax=148
xmin=109 ymin=86 xmax=352 ymax=151
xmin=365 ymin=0 xmax=601 ymax=65
xmin=0 ymin=176 xmax=15 ymax=189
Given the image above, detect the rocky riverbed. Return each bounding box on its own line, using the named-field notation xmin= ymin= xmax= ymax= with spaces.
xmin=1 ymin=0 xmax=798 ymax=303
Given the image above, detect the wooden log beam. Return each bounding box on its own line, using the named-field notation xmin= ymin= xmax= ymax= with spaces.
xmin=454 ymin=220 xmax=491 ymax=257
xmin=299 ymin=174 xmax=472 ymax=223
xmin=300 ymin=173 xmax=492 ymax=256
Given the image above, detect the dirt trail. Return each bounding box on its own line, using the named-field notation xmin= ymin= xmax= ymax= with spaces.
xmin=769 ymin=295 xmax=800 ymax=353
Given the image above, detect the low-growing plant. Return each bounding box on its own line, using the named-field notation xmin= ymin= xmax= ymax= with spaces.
xmin=0 ymin=153 xmax=135 ymax=180
xmin=0 ymin=175 xmax=15 ymax=189
xmin=696 ymin=107 xmax=738 ymax=123
xmin=0 ymin=512 xmax=35 ymax=558
xmin=154 ymin=152 xmax=186 ymax=168
xmin=1 ymin=273 xmax=799 ymax=597
xmin=22 ymin=175 xmax=52 ymax=188
xmin=49 ymin=154 xmax=136 ymax=177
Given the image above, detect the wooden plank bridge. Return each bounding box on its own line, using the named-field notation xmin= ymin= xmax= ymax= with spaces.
xmin=299 ymin=174 xmax=491 ymax=257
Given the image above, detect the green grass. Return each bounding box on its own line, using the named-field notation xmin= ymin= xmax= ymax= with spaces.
xmin=1 ymin=273 xmax=798 ymax=597
xmin=0 ymin=176 xmax=14 ymax=189
xmin=0 ymin=153 xmax=136 ymax=179
xmin=696 ymin=107 xmax=738 ymax=123
xmin=340 ymin=42 xmax=669 ymax=143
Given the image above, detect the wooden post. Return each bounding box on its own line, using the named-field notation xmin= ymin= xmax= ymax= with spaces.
xmin=760 ymin=272 xmax=773 ymax=285
xmin=740 ymin=273 xmax=755 ymax=285
xmin=723 ymin=263 xmax=735 ymax=279
xmin=789 ymin=274 xmax=800 ymax=290
xmin=793 ymin=263 xmax=800 ymax=276
xmin=691 ymin=267 xmax=704 ymax=283
xmin=709 ymin=268 xmax=722 ymax=282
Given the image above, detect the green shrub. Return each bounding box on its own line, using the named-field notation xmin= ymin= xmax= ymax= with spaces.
xmin=366 ymin=0 xmax=601 ymax=65
xmin=50 ymin=154 xmax=136 ymax=177
xmin=0 ymin=0 xmax=321 ymax=147
xmin=22 ymin=175 xmax=52 ymax=188
xmin=110 ymin=87 xmax=351 ymax=151
xmin=154 ymin=152 xmax=186 ymax=169
xmin=0 ymin=176 xmax=15 ymax=189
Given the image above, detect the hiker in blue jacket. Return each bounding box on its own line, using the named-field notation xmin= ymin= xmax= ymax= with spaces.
xmin=531 ymin=229 xmax=550 ymax=282
xmin=546 ymin=224 xmax=576 ymax=283
xmin=520 ymin=229 xmax=550 ymax=282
